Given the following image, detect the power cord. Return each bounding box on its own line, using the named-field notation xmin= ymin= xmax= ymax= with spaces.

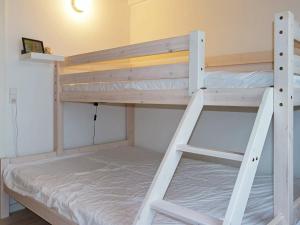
xmin=93 ymin=103 xmax=99 ymax=145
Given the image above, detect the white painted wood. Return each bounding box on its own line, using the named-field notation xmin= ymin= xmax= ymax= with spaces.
xmin=126 ymin=105 xmax=135 ymax=146
xmin=152 ymin=200 xmax=223 ymax=225
xmin=54 ymin=62 xmax=64 ymax=155
xmin=20 ymin=52 xmax=64 ymax=63
xmin=0 ymin=159 xmax=9 ymax=219
xmin=223 ymin=88 xmax=274 ymax=225
xmin=65 ymin=35 xmax=189 ymax=66
xmin=61 ymin=88 xmax=265 ymax=107
xmin=267 ymin=215 xmax=284 ymax=225
xmin=177 ymin=145 xmax=244 ymax=162
xmin=134 ymin=90 xmax=204 ymax=225
xmin=60 ymin=63 xmax=188 ymax=85
xmin=4 ymin=185 xmax=75 ymax=225
xmin=189 ymin=31 xmax=205 ymax=95
xmin=274 ymin=11 xmax=294 ymax=225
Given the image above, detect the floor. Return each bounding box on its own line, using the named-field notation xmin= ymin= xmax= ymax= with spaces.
xmin=0 ymin=209 xmax=49 ymax=225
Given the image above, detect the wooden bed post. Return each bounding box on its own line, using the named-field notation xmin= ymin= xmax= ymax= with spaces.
xmin=0 ymin=159 xmax=9 ymax=219
xmin=126 ymin=104 xmax=135 ymax=146
xmin=274 ymin=11 xmax=294 ymax=225
xmin=54 ymin=62 xmax=64 ymax=155
xmin=189 ymin=31 xmax=205 ymax=96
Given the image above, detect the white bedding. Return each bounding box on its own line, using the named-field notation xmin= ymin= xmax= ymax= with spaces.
xmin=63 ymin=71 xmax=300 ymax=92
xmin=4 ymin=146 xmax=300 ymax=225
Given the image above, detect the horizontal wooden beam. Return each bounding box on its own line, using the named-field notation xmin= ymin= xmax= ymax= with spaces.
xmin=64 ymin=35 xmax=189 ymax=66
xmin=61 ymin=63 xmax=188 ymax=84
xmin=61 ymin=89 xmax=190 ymax=105
xmin=62 ymin=88 xmax=265 ymax=107
xmin=152 ymin=200 xmax=223 ymax=225
xmin=4 ymin=185 xmax=76 ymax=225
xmin=177 ymin=144 xmax=244 ymax=161
xmin=206 ymin=51 xmax=273 ymax=67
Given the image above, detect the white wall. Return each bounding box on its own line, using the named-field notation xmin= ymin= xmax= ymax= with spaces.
xmin=2 ymin=0 xmax=130 ymax=157
xmin=130 ymin=0 xmax=300 ymax=175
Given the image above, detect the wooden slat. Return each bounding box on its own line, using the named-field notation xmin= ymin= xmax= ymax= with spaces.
xmin=206 ymin=51 xmax=273 ymax=67
xmin=152 ymin=200 xmax=223 ymax=225
xmin=4 ymin=185 xmax=75 ymax=225
xmin=274 ymin=11 xmax=294 ymax=225
xmin=64 ymin=35 xmax=189 ymax=66
xmin=61 ymin=88 xmax=266 ymax=107
xmin=61 ymin=89 xmax=190 ymax=105
xmin=8 ymin=152 xmax=57 ymax=165
xmin=60 ymin=63 xmax=188 ymax=85
xmin=177 ymin=145 xmax=244 ymax=161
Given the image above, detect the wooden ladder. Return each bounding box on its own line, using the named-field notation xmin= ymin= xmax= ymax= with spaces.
xmin=134 ymin=88 xmax=274 ymax=225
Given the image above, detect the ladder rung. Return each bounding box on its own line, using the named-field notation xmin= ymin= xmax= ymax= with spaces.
xmin=152 ymin=200 xmax=223 ymax=225
xmin=177 ymin=145 xmax=244 ymax=162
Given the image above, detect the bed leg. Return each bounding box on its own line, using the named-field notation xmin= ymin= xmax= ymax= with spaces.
xmin=0 ymin=159 xmax=9 ymax=219
xmin=126 ymin=104 xmax=135 ymax=146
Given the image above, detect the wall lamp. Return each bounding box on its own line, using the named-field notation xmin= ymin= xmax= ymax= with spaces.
xmin=72 ymin=0 xmax=90 ymax=13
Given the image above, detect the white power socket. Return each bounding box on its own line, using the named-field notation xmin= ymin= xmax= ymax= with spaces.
xmin=9 ymin=88 xmax=17 ymax=104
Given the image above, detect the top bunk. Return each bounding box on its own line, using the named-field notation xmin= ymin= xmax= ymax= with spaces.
xmin=57 ymin=12 xmax=300 ymax=107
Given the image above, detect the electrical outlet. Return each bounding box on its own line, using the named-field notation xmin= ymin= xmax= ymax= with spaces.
xmin=9 ymin=88 xmax=17 ymax=104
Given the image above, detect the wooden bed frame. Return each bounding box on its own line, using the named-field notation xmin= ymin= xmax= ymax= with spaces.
xmin=1 ymin=11 xmax=300 ymax=225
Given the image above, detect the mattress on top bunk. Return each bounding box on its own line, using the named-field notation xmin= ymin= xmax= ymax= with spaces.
xmin=4 ymin=146 xmax=300 ymax=225
xmin=63 ymin=71 xmax=300 ymax=92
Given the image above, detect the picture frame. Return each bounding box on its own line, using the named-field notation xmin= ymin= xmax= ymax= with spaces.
xmin=22 ymin=37 xmax=45 ymax=54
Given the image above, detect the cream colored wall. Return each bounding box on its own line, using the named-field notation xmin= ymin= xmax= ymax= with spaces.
xmin=2 ymin=0 xmax=130 ymax=157
xmin=130 ymin=0 xmax=300 ymax=56
xmin=130 ymin=0 xmax=300 ymax=175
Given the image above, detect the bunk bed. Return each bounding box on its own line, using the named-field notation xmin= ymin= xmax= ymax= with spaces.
xmin=0 ymin=11 xmax=300 ymax=225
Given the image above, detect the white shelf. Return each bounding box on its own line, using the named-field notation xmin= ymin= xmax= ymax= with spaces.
xmin=21 ymin=52 xmax=64 ymax=63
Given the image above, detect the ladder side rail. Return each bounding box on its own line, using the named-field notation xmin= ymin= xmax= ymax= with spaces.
xmin=134 ymin=90 xmax=204 ymax=225
xmin=274 ymin=11 xmax=295 ymax=225
xmin=223 ymin=88 xmax=274 ymax=225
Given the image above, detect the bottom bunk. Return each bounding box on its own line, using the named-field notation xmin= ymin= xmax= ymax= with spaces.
xmin=3 ymin=146 xmax=299 ymax=225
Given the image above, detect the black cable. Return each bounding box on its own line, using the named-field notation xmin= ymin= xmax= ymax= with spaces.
xmin=93 ymin=103 xmax=99 ymax=145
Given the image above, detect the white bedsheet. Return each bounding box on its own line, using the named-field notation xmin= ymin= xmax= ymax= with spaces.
xmin=63 ymin=71 xmax=300 ymax=92
xmin=4 ymin=146 xmax=300 ymax=225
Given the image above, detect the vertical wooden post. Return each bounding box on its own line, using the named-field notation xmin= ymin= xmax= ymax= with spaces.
xmin=188 ymin=31 xmax=205 ymax=96
xmin=126 ymin=104 xmax=135 ymax=146
xmin=274 ymin=11 xmax=294 ymax=225
xmin=54 ymin=62 xmax=64 ymax=155
xmin=0 ymin=159 xmax=9 ymax=219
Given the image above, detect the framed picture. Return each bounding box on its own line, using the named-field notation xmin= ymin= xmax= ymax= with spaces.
xmin=22 ymin=37 xmax=45 ymax=54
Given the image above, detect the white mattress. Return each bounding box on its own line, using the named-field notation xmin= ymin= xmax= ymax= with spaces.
xmin=4 ymin=146 xmax=300 ymax=225
xmin=63 ymin=71 xmax=300 ymax=92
